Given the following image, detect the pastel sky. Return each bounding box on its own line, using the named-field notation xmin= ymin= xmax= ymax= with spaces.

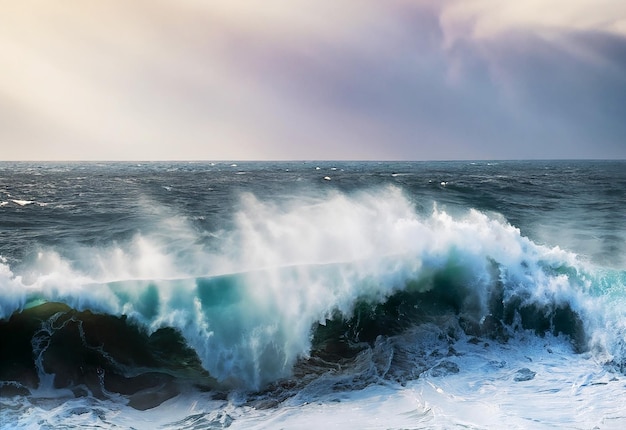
xmin=1 ymin=0 xmax=625 ymax=160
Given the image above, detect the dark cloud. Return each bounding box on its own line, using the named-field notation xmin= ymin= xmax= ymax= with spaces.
xmin=222 ymin=4 xmax=626 ymax=160
xmin=477 ymin=29 xmax=626 ymax=158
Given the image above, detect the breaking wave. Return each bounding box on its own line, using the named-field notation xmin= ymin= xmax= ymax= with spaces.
xmin=1 ymin=187 xmax=625 ymax=404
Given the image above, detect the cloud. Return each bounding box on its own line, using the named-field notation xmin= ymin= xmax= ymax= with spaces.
xmin=0 ymin=0 xmax=624 ymax=160
xmin=439 ymin=0 xmax=626 ymax=44
xmin=434 ymin=0 xmax=626 ymax=157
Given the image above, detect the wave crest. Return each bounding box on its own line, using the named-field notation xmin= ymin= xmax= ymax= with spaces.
xmin=1 ymin=188 xmax=624 ymax=391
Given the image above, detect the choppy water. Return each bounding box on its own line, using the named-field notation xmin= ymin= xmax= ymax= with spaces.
xmin=1 ymin=160 xmax=625 ymax=429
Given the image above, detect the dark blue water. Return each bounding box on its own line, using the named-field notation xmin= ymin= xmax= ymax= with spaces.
xmin=1 ymin=160 xmax=623 ymax=266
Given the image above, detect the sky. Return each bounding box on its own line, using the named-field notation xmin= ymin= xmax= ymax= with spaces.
xmin=1 ymin=0 xmax=625 ymax=161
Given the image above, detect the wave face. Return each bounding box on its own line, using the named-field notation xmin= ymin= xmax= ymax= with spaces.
xmin=1 ymin=161 xmax=625 ymax=427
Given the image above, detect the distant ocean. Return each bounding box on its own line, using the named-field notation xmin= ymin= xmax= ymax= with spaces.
xmin=1 ymin=160 xmax=625 ymax=429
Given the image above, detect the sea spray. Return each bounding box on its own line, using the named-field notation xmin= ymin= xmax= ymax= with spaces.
xmin=1 ymin=160 xmax=625 ymax=429
xmin=2 ymin=186 xmax=620 ymax=390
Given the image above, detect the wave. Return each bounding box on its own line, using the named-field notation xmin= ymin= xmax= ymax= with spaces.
xmin=1 ymin=187 xmax=625 ymax=405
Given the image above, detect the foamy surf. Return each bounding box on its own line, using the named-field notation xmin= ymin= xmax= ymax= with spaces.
xmin=1 ymin=161 xmax=625 ymax=428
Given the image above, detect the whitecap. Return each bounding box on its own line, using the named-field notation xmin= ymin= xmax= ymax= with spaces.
xmin=11 ymin=199 xmax=34 ymax=206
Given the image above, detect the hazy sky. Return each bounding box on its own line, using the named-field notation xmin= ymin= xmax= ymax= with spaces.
xmin=1 ymin=0 xmax=625 ymax=160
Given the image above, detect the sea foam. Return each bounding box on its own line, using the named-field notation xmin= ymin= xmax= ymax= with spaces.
xmin=0 ymin=187 xmax=623 ymax=390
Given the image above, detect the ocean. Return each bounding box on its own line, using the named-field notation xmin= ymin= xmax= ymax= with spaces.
xmin=0 ymin=160 xmax=625 ymax=429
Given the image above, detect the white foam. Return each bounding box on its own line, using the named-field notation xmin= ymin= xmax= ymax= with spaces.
xmin=11 ymin=199 xmax=34 ymax=206
xmin=0 ymin=258 xmax=26 ymax=320
xmin=0 ymin=187 xmax=622 ymax=391
xmin=206 ymin=335 xmax=625 ymax=429
xmin=4 ymin=337 xmax=625 ymax=430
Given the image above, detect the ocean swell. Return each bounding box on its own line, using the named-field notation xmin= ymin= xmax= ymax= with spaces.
xmin=1 ymin=187 xmax=624 ymax=400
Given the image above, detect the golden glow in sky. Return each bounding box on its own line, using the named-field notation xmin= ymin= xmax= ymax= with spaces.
xmin=1 ymin=0 xmax=625 ymax=160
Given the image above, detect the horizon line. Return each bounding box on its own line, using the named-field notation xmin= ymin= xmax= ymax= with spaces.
xmin=1 ymin=158 xmax=625 ymax=164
